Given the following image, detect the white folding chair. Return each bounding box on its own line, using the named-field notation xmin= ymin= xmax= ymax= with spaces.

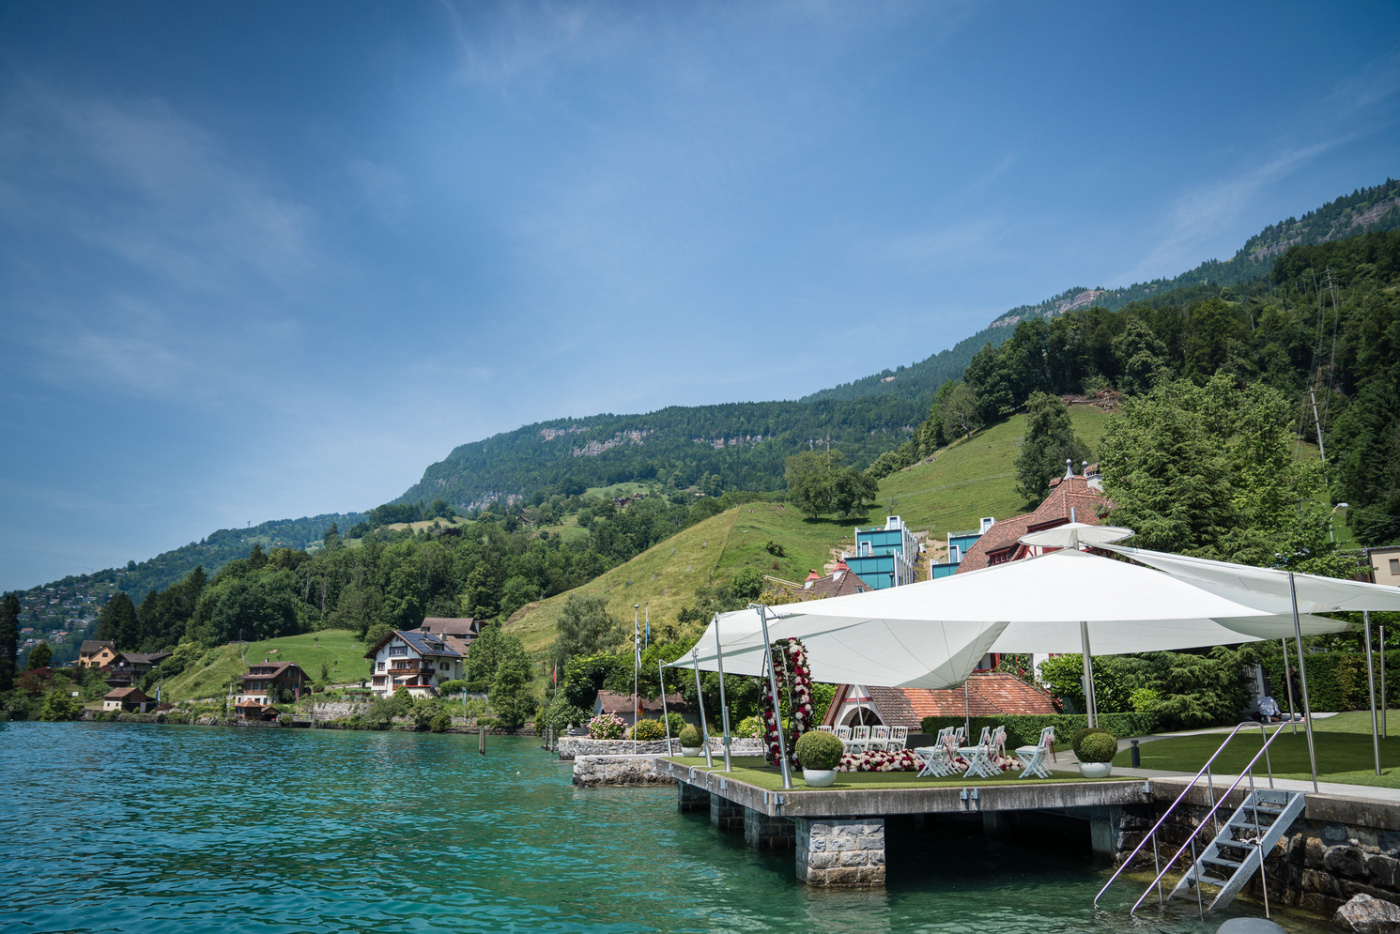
xmin=887 ymin=726 xmax=908 ymax=751
xmin=959 ymin=730 xmax=1000 ymax=779
xmin=848 ymin=725 xmax=871 ymax=754
xmin=870 ymin=725 xmax=891 ymax=752
xmin=1015 ymin=726 xmax=1057 ymax=779
xmin=817 ymin=725 xmax=834 ymax=733
xmin=915 ymin=744 xmax=953 ymax=777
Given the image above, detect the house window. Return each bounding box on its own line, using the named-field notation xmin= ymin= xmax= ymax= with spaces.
xmin=1390 ymin=558 xmax=1400 ymax=575
xmin=377 ymin=662 xmax=385 ymax=671
xmin=389 ymin=646 xmax=407 ymax=657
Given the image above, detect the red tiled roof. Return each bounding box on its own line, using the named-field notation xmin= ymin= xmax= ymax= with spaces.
xmin=595 ymin=690 xmax=689 ymax=716
xmin=1025 ymin=475 xmax=1110 ymax=532
xmin=858 ymin=674 xmax=1059 ymax=729
xmin=957 ymin=514 xmax=1033 ymax=572
xmin=795 ymin=568 xmax=869 ymax=600
xmin=104 ymin=687 xmax=152 ymax=701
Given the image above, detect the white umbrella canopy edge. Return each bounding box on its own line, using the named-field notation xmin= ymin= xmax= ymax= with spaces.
xmin=1101 ymin=544 xmax=1400 ymax=614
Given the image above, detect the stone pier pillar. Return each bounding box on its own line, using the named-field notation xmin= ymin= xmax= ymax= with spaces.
xmin=677 ymin=782 xmax=709 ymax=813
xmin=1089 ymin=806 xmax=1122 ymax=860
xmin=710 ymin=793 xmax=745 ymax=831
xmin=794 ymin=818 xmax=886 ymax=887
xmin=744 ymin=807 xmax=795 ymax=850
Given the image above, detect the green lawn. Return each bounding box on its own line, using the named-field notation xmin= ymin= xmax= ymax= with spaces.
xmin=664 ymin=755 xmax=1119 ymax=791
xmin=1120 ymin=711 xmax=1400 ymax=789
xmin=161 ymin=629 xmax=370 ymax=702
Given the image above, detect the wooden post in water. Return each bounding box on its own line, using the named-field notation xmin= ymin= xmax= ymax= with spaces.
xmin=479 ymin=725 xmax=486 ymax=756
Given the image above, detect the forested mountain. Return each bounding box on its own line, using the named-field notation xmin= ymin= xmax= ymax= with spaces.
xmin=805 ymin=178 xmax=1400 ymax=403
xmin=396 ymin=398 xmax=926 ymax=509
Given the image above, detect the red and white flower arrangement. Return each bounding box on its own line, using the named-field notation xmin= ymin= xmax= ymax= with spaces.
xmin=761 ymin=637 xmax=815 ymax=769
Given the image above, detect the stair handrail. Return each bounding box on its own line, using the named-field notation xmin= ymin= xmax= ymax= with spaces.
xmin=1128 ymin=721 xmax=1294 ymax=915
xmin=1094 ymin=720 xmax=1276 ymax=907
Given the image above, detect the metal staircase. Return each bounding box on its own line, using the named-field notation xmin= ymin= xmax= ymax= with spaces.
xmin=1096 ymin=721 xmax=1303 ymax=920
xmin=1168 ymin=787 xmax=1306 ymax=913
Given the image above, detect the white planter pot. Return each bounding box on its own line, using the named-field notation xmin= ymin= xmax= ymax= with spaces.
xmin=1078 ymin=761 xmax=1113 ymax=779
xmin=802 ymin=768 xmax=838 ymax=787
xmin=680 ymin=746 xmax=702 ymax=757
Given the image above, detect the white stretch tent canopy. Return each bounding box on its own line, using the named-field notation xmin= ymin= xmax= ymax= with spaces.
xmin=1101 ymin=545 xmax=1400 ymax=614
xmin=669 ymin=548 xmax=1346 ymax=688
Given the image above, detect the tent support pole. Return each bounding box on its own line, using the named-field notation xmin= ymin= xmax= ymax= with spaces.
xmin=690 ymin=649 xmax=713 ymax=769
xmin=1364 ymin=610 xmax=1380 ymax=776
xmin=964 ymin=679 xmax=971 ymax=739
xmin=1383 ymin=626 xmax=1388 ymax=740
xmin=1289 ymin=572 xmax=1319 ymax=793
xmin=756 ymin=604 xmax=793 ymax=790
xmin=711 ymin=613 xmax=732 ymax=773
xmin=658 ymin=661 xmax=673 ymax=756
xmin=1080 ymin=621 xmax=1097 ymax=729
xmin=1281 ymin=638 xmax=1298 ymax=735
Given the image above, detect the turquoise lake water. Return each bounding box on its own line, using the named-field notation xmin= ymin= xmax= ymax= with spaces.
xmin=1 ymin=721 xmax=1334 ymax=933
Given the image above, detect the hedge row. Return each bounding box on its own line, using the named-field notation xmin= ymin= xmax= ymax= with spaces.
xmin=918 ymin=712 xmax=1159 ymax=748
xmin=1259 ymin=651 xmax=1400 ymax=713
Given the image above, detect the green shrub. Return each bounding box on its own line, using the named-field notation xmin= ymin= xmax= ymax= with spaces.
xmin=631 ymin=718 xmax=667 ymax=741
xmin=736 ymin=715 xmax=765 ymax=738
xmin=664 ymin=712 xmax=685 ymax=738
xmin=438 ymin=679 xmax=466 ymax=696
xmin=794 ymin=730 xmax=844 ymax=770
xmin=1077 ymin=732 xmax=1118 ymax=763
xmin=1129 ymin=688 xmax=1161 ymax=712
xmin=678 ymin=724 xmax=703 ymax=748
xmin=430 ymin=712 xmax=452 ymax=733
xmin=1070 ymin=727 xmax=1113 ymax=756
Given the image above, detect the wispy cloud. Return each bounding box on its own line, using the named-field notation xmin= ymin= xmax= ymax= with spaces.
xmin=0 ymin=80 xmax=320 ymax=296
xmin=1114 ymin=141 xmax=1337 ymax=285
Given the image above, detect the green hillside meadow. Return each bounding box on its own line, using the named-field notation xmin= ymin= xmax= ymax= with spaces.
xmin=161 ymin=630 xmax=368 ymax=702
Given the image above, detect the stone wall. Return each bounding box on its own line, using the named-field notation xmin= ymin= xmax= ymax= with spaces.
xmin=308 ymin=700 xmax=371 ymax=719
xmin=572 ymin=755 xmax=675 ymax=787
xmin=794 ymin=818 xmax=886 ymax=887
xmin=1116 ymin=792 xmax=1400 ymax=917
xmin=557 ymin=736 xmax=763 ymax=760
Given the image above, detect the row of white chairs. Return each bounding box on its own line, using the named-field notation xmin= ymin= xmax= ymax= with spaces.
xmin=913 ymin=724 xmax=1057 ymax=779
xmin=816 ymin=724 xmax=909 ymax=753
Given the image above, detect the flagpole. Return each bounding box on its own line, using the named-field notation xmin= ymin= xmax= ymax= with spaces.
xmin=633 ymin=605 xmax=640 ymax=756
xmin=711 ymin=612 xmax=732 ymax=772
xmin=1364 ymin=610 xmax=1380 ymax=775
xmin=755 ymin=603 xmax=792 ymax=790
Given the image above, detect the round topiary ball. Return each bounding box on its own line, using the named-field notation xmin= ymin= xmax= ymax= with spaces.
xmin=794 ymin=730 xmax=845 ymax=770
xmin=1077 ymin=732 xmax=1118 ymax=763
xmin=1071 ymin=726 xmax=1113 ymax=758
xmin=678 ymin=724 xmax=703 ymax=748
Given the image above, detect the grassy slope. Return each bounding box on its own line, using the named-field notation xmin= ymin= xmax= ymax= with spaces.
xmin=162 ymin=630 xmax=368 ymax=702
xmin=877 ymin=404 xmax=1116 ymax=542
xmin=503 ymin=404 xmax=1117 ymax=661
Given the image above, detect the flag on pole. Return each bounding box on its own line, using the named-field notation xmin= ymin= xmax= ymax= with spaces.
xmin=645 ymin=604 xmax=650 ymax=647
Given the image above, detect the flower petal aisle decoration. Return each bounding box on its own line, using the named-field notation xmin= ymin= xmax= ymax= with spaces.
xmin=761 ymin=638 xmax=815 ymax=769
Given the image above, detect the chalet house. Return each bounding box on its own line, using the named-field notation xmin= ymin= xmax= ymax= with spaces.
xmin=958 ymin=465 xmax=1110 ymax=573
xmin=416 ymin=617 xmax=480 ymax=657
xmin=365 ymin=630 xmax=464 ymax=698
xmin=233 ymin=661 xmax=312 ymax=708
xmin=103 ymin=687 xmax=155 ymax=713
xmin=592 ymin=690 xmax=694 ymax=727
xmin=105 ymin=651 xmax=172 ymax=689
xmin=78 ymin=640 xmax=119 ymax=669
xmin=795 ymin=560 xmax=870 ymax=600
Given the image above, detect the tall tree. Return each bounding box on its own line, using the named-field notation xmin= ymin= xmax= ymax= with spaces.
xmin=26 ymin=641 xmax=53 ymax=670
xmin=95 ymin=592 xmax=140 ymax=648
xmin=1014 ymin=392 xmax=1092 ymax=504
xmin=0 ymin=592 xmax=18 ymax=692
xmin=550 ymin=594 xmax=619 ymax=671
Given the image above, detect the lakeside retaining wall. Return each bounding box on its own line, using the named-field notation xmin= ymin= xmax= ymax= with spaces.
xmin=573 ymin=755 xmax=675 ymax=787
xmin=558 ymin=736 xmax=764 ymax=760
xmin=1117 ymin=782 xmax=1400 ymax=916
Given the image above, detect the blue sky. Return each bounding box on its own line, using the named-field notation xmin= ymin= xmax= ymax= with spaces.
xmin=2 ymin=1 xmax=1398 ymax=592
